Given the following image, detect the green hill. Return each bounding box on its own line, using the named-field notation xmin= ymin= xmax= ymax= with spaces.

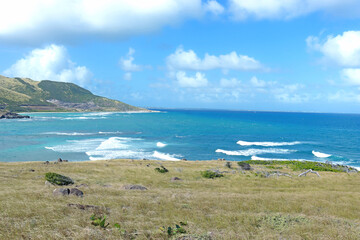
xmin=0 ymin=75 xmax=147 ymax=112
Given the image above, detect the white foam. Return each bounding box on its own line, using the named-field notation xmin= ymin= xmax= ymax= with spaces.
xmin=237 ymin=140 xmax=302 ymax=147
xmin=216 ymin=148 xmax=296 ymax=156
xmin=98 ymin=131 xmax=122 ymax=134
xmin=87 ymin=149 xmax=149 ymax=160
xmin=45 ymin=138 xmax=106 ymax=152
xmin=152 ymin=151 xmax=181 ymax=161
xmin=96 ymin=137 xmax=129 ymax=150
xmin=312 ymin=150 xmax=331 ymax=158
xmin=43 ymin=132 xmax=93 ymax=136
xmin=156 ymin=142 xmax=167 ymax=148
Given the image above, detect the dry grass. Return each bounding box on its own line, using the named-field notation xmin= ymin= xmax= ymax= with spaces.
xmin=0 ymin=159 xmax=359 ymax=239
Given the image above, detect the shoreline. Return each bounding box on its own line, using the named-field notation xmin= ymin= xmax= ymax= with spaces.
xmin=1 ymin=157 xmax=358 ymax=171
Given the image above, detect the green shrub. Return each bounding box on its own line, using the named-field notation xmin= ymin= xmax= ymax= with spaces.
xmin=160 ymin=222 xmax=187 ymax=236
xmin=201 ymin=170 xmax=224 ymax=179
xmin=242 ymin=160 xmax=344 ymax=172
xmin=45 ymin=172 xmax=74 ymax=185
xmin=155 ymin=166 xmax=169 ymax=173
xmin=90 ymin=214 xmax=109 ymax=229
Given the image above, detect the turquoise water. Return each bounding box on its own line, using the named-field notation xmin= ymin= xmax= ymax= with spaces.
xmin=0 ymin=109 xmax=359 ymax=168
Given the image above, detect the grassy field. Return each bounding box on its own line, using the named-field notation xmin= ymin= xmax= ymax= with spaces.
xmin=0 ymin=159 xmax=359 ymax=239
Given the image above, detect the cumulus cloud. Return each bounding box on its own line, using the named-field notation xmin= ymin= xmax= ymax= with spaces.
xmin=119 ymin=48 xmax=142 ymax=72
xmin=3 ymin=44 xmax=92 ymax=86
xmin=0 ymin=0 xmax=205 ymax=44
xmin=167 ymin=46 xmax=264 ymax=71
xmin=176 ymin=71 xmax=208 ymax=87
xmin=341 ymin=68 xmax=360 ymax=85
xmin=220 ymin=78 xmax=242 ymax=88
xmin=307 ymin=31 xmax=360 ymax=67
xmin=204 ymin=0 xmax=225 ymax=15
xmin=229 ymin=0 xmax=360 ymax=20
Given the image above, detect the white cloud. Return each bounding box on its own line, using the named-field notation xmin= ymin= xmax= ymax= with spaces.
xmin=0 ymin=0 xmax=205 ymax=44
xmin=167 ymin=46 xmax=264 ymax=71
xmin=220 ymin=78 xmax=242 ymax=88
xmin=3 ymin=44 xmax=92 ymax=86
xmin=307 ymin=31 xmax=360 ymax=67
xmin=119 ymin=48 xmax=142 ymax=72
xmin=328 ymin=90 xmax=360 ymax=103
xmin=229 ymin=0 xmax=360 ymax=20
xmin=341 ymin=68 xmax=360 ymax=85
xmin=250 ymin=76 xmax=267 ymax=87
xmin=204 ymin=1 xmax=225 ymax=15
xmin=176 ymin=71 xmax=208 ymax=87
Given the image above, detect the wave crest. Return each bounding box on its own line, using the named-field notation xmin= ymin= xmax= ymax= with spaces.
xmin=216 ymin=148 xmax=296 ymax=156
xmin=237 ymin=140 xmax=302 ymax=147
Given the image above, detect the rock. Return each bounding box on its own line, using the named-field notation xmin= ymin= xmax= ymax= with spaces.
xmin=53 ymin=188 xmax=83 ymax=197
xmin=171 ymin=177 xmax=182 ymax=181
xmin=217 ymin=158 xmax=226 ymax=161
xmin=69 ymin=188 xmax=84 ymax=197
xmin=238 ymin=162 xmax=251 ymax=171
xmin=57 ymin=158 xmax=63 ymax=162
xmin=0 ymin=112 xmax=30 ymax=119
xmin=53 ymin=188 xmax=70 ymax=196
xmin=123 ymin=184 xmax=147 ymax=190
xmin=45 ymin=180 xmax=53 ymax=186
xmin=62 ymin=159 xmax=68 ymax=162
xmin=45 ymin=172 xmax=74 ymax=185
xmin=181 ymin=158 xmax=187 ymax=161
xmin=44 ymin=161 xmax=49 ymax=164
xmin=29 ymin=169 xmax=35 ymax=172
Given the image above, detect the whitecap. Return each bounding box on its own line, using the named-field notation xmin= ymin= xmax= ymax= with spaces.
xmin=216 ymin=148 xmax=296 ymax=156
xmin=42 ymin=132 xmax=93 ymax=136
xmin=96 ymin=137 xmax=129 ymax=150
xmin=237 ymin=140 xmax=302 ymax=147
xmin=312 ymin=150 xmax=331 ymax=158
xmin=156 ymin=142 xmax=167 ymax=148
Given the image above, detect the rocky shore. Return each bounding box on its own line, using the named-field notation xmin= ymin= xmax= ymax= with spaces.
xmin=0 ymin=112 xmax=30 ymax=119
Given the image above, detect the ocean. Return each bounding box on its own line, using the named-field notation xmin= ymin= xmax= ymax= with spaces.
xmin=0 ymin=109 xmax=359 ymax=168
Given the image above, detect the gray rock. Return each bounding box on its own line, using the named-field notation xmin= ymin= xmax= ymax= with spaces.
xmin=53 ymin=188 xmax=83 ymax=197
xmin=171 ymin=177 xmax=182 ymax=181
xmin=53 ymin=188 xmax=70 ymax=196
xmin=0 ymin=112 xmax=30 ymax=119
xmin=238 ymin=162 xmax=251 ymax=171
xmin=123 ymin=184 xmax=147 ymax=190
xmin=69 ymin=188 xmax=84 ymax=197
xmin=45 ymin=180 xmax=53 ymax=186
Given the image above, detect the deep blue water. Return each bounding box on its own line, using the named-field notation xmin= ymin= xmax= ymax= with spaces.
xmin=0 ymin=109 xmax=359 ymax=168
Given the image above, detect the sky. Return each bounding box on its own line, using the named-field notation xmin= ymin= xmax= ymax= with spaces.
xmin=1 ymin=0 xmax=360 ymax=113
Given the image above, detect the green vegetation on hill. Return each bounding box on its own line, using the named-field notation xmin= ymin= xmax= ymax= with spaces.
xmin=0 ymin=75 xmax=146 ymax=112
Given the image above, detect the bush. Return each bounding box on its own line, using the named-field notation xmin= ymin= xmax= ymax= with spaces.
xmin=155 ymin=166 xmax=169 ymax=173
xmin=201 ymin=170 xmax=224 ymax=179
xmin=242 ymin=160 xmax=343 ymax=172
xmin=45 ymin=172 xmax=74 ymax=185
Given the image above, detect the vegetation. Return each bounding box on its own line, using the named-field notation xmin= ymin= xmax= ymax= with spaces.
xmin=0 ymin=159 xmax=359 ymax=239
xmin=0 ymin=75 xmax=146 ymax=112
xmin=90 ymin=214 xmax=110 ymax=229
xmin=201 ymin=170 xmax=224 ymax=179
xmin=240 ymin=160 xmax=355 ymax=172
xmin=45 ymin=172 xmax=74 ymax=185
xmin=154 ymin=166 xmax=169 ymax=173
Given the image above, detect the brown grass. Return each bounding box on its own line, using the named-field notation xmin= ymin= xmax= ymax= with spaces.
xmin=0 ymin=159 xmax=359 ymax=239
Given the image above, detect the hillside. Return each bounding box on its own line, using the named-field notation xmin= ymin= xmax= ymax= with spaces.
xmin=0 ymin=159 xmax=359 ymax=239
xmin=0 ymin=75 xmax=147 ymax=112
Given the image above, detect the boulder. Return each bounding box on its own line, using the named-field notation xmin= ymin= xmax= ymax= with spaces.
xmin=123 ymin=184 xmax=147 ymax=190
xmin=53 ymin=188 xmax=70 ymax=196
xmin=53 ymin=188 xmax=83 ymax=197
xmin=69 ymin=188 xmax=84 ymax=197
xmin=238 ymin=162 xmax=251 ymax=171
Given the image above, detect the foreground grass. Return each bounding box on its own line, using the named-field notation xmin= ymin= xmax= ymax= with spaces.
xmin=0 ymin=159 xmax=359 ymax=239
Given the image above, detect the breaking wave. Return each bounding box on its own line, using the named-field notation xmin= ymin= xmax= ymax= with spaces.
xmin=237 ymin=140 xmax=302 ymax=147
xmin=216 ymin=148 xmax=296 ymax=156
xmin=312 ymin=150 xmax=331 ymax=158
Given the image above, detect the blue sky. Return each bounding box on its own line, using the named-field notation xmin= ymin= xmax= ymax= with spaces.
xmin=1 ymin=1 xmax=360 ymax=113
